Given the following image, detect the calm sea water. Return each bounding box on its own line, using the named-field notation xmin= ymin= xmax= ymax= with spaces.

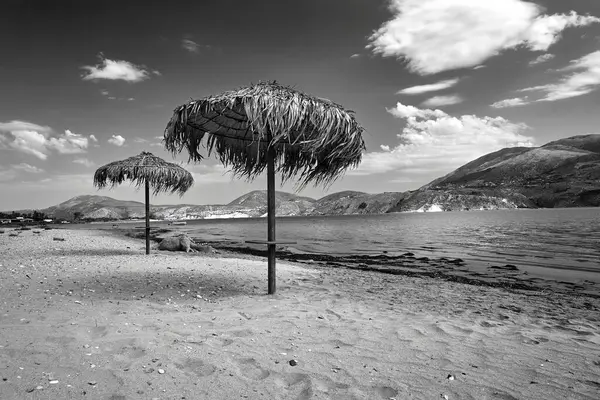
xmin=178 ymin=208 xmax=600 ymax=279
xmin=88 ymin=208 xmax=600 ymax=282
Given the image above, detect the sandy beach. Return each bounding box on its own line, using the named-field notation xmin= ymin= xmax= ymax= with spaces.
xmin=1 ymin=227 xmax=599 ymax=400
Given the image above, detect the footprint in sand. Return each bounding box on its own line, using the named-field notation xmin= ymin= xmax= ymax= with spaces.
xmin=88 ymin=325 xmax=108 ymax=339
xmin=324 ymin=309 xmax=343 ymax=321
xmin=175 ymin=358 xmax=217 ymax=377
xmin=237 ymin=358 xmax=270 ymax=380
xmin=374 ymin=386 xmax=398 ymax=399
xmin=274 ymin=373 xmax=314 ymax=400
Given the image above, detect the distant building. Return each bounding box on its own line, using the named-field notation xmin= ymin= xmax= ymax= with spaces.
xmin=43 ymin=219 xmax=53 ymax=223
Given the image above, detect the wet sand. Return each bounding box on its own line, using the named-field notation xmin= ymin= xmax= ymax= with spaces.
xmin=1 ymin=227 xmax=599 ymax=399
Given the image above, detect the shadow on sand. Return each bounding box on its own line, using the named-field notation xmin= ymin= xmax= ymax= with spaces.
xmin=47 ymin=248 xmax=149 ymax=257
xmin=44 ymin=267 xmax=261 ymax=303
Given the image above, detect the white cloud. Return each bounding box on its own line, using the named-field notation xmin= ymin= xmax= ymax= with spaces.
xmin=350 ymin=102 xmax=534 ymax=176
xmin=100 ymin=89 xmax=109 ymax=96
xmin=380 ymin=145 xmax=391 ymax=152
xmin=188 ymin=164 xmax=233 ymax=184
xmin=81 ymin=55 xmax=158 ymax=82
xmin=368 ymin=0 xmax=599 ymax=75
xmin=387 ymin=103 xmax=446 ymax=119
xmin=529 ymin=53 xmax=555 ymax=66
xmin=108 ymin=135 xmax=126 ymax=146
xmin=0 ymin=121 xmax=88 ymax=160
xmin=182 ymin=39 xmax=200 ymax=53
xmin=398 ymin=78 xmax=460 ymax=95
xmin=12 ymin=163 xmax=44 ymax=173
xmin=524 ymin=12 xmax=600 ymax=51
xmin=421 ymin=95 xmax=463 ymax=108
xmin=181 ymin=39 xmax=211 ymax=54
xmin=73 ymin=158 xmax=96 ymax=168
xmin=47 ymin=129 xmax=89 ymax=154
xmin=133 ymin=137 xmax=148 ymax=143
xmin=491 ymin=97 xmax=530 ymax=108
xmin=519 ymin=50 xmax=600 ymax=102
xmin=350 ymin=53 xmax=361 ymax=59
xmin=89 ymin=134 xmax=98 ymax=142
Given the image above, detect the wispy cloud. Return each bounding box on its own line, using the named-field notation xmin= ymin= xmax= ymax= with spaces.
xmin=491 ymin=97 xmax=530 ymax=108
xmin=73 ymin=158 xmax=96 ymax=168
xmin=181 ymin=38 xmax=211 ymax=54
xmin=368 ymin=0 xmax=599 ymax=75
xmin=81 ymin=54 xmax=159 ymax=82
xmin=398 ymin=78 xmax=460 ymax=95
xmin=188 ymin=164 xmax=233 ymax=184
xmin=519 ymin=50 xmax=600 ymax=102
xmin=182 ymin=39 xmax=200 ymax=53
xmin=89 ymin=135 xmax=98 ymax=142
xmin=108 ymin=134 xmax=126 ymax=146
xmin=12 ymin=163 xmax=44 ymax=173
xmin=350 ymin=53 xmax=361 ymax=59
xmin=0 ymin=121 xmax=89 ymax=160
xmin=529 ymin=53 xmax=555 ymax=66
xmin=421 ymin=95 xmax=463 ymax=108
xmin=350 ymin=102 xmax=534 ymax=176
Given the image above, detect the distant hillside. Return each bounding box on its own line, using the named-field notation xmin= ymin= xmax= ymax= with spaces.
xmin=312 ymin=191 xmax=408 ymax=215
xmin=41 ymin=191 xmax=318 ymax=221
xmin=43 ymin=195 xmax=146 ymax=220
xmin=391 ymin=134 xmax=600 ymax=212
xmin=23 ymin=134 xmax=600 ymax=220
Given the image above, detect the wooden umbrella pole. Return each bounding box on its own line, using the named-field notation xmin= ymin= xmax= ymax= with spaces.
xmin=145 ymin=178 xmax=150 ymax=255
xmin=267 ymin=145 xmax=276 ymax=294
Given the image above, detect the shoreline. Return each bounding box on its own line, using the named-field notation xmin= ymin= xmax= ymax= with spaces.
xmin=1 ymin=227 xmax=599 ymax=399
xmin=113 ymin=226 xmax=600 ymax=300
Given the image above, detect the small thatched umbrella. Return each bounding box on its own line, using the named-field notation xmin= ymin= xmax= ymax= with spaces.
xmin=94 ymin=151 xmax=194 ymax=254
xmin=163 ymin=81 xmax=365 ymax=294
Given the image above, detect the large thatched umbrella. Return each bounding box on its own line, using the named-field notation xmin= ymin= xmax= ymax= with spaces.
xmin=93 ymin=151 xmax=194 ymax=254
xmin=163 ymin=81 xmax=365 ymax=294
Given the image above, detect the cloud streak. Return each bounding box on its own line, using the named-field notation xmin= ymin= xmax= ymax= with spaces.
xmin=491 ymin=97 xmax=530 ymax=108
xmin=12 ymin=163 xmax=44 ymax=173
xmin=493 ymin=50 xmax=600 ymax=106
xmin=421 ymin=95 xmax=463 ymax=108
xmin=529 ymin=53 xmax=555 ymax=66
xmin=397 ymin=78 xmax=460 ymax=95
xmin=521 ymin=50 xmax=600 ymax=102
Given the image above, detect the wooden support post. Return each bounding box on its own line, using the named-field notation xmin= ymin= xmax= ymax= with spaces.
xmin=145 ymin=178 xmax=150 ymax=255
xmin=267 ymin=145 xmax=276 ymax=294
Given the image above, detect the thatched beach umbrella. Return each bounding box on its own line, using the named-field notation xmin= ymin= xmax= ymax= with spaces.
xmin=93 ymin=151 xmax=194 ymax=254
xmin=163 ymin=81 xmax=365 ymax=294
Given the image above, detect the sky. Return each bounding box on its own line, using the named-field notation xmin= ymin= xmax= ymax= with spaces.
xmin=1 ymin=0 xmax=600 ymax=210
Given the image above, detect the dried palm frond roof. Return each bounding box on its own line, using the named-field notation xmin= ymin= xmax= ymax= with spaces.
xmin=163 ymin=81 xmax=366 ymax=188
xmin=93 ymin=151 xmax=194 ymax=196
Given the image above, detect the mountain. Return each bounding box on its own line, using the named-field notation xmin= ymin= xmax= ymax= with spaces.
xmin=43 ymin=195 xmax=146 ymax=220
xmin=33 ymin=134 xmax=600 ymax=220
xmin=312 ymin=191 xmax=408 ymax=215
xmin=42 ymin=191 xmax=318 ymax=221
xmin=390 ymin=134 xmax=600 ymax=212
